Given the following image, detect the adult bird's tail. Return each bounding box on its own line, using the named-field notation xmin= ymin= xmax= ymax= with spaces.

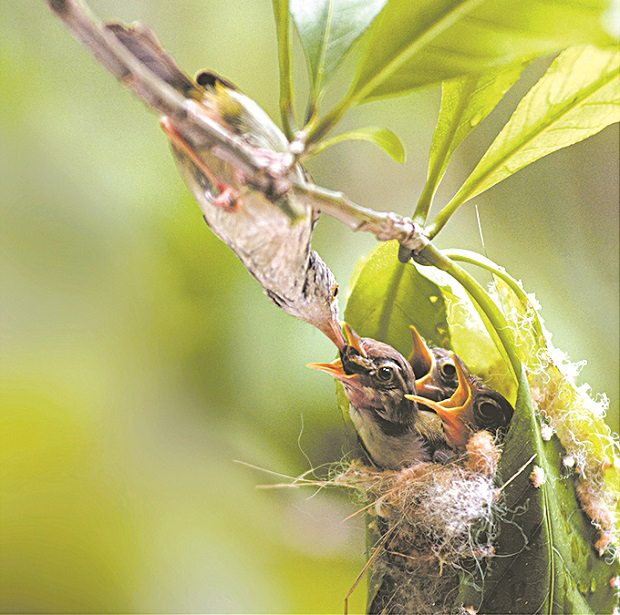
xmin=105 ymin=22 xmax=203 ymax=99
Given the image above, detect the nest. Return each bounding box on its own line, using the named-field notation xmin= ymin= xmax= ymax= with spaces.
xmin=331 ymin=431 xmax=502 ymax=615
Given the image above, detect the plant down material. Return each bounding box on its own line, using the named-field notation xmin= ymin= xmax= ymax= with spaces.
xmin=496 ymin=280 xmax=619 ymax=559
xmin=331 ymin=431 xmax=502 ymax=614
xmin=344 ymin=245 xmax=619 ymax=613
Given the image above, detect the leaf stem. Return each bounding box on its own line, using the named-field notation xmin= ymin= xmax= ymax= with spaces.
xmin=272 ymin=0 xmax=296 ymax=140
xmin=416 ymin=243 xmax=521 ymax=380
xmin=443 ymin=248 xmax=547 ymax=347
xmin=305 ymin=96 xmax=356 ymax=145
xmin=426 ymin=192 xmax=467 ymax=239
xmin=413 ymin=176 xmax=440 ymax=225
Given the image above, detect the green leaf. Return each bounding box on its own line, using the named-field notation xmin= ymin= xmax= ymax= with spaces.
xmin=494 ymin=276 xmax=620 ymax=532
xmin=345 ymin=243 xmax=619 ymax=613
xmin=310 ymin=126 xmax=406 ymax=162
xmin=344 ymin=241 xmax=451 ymax=355
xmin=444 ymin=45 xmax=620 ymax=216
xmin=343 ymin=241 xmax=513 ymax=396
xmin=456 ymin=366 xmax=619 ymax=614
xmin=272 ymin=0 xmax=295 ymax=137
xmin=347 ymin=0 xmax=614 ymax=103
xmin=290 ymin=0 xmax=387 ymax=96
xmin=415 ymin=64 xmax=525 ymax=221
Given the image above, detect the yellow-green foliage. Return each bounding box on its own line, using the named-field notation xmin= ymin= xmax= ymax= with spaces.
xmin=494 ymin=279 xmax=619 ymax=555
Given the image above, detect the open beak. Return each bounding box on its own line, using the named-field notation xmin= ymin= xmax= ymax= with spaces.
xmin=415 ymin=374 xmax=442 ymax=398
xmin=343 ymin=322 xmax=367 ymax=357
xmin=448 ymin=354 xmax=472 ymax=407
xmin=414 ymin=362 xmax=439 ymax=397
xmin=408 ymin=325 xmax=432 ymax=368
xmin=306 ymin=357 xmax=359 ymax=383
xmin=409 ymin=325 xmax=439 ymax=396
xmin=320 ymin=319 xmax=347 ymax=350
xmin=405 ymin=353 xmax=474 ymax=450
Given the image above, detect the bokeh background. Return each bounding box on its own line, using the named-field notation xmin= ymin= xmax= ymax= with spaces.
xmin=1 ymin=1 xmax=618 ymax=613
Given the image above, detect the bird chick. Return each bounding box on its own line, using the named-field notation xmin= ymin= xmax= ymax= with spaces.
xmin=106 ymin=22 xmax=345 ymax=349
xmin=308 ymin=324 xmax=449 ymax=469
xmin=408 ymin=324 xmax=459 ymax=401
xmin=406 ymin=353 xmax=514 ymax=452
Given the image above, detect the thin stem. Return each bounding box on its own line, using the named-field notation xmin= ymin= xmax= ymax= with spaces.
xmin=305 ymin=95 xmax=356 ymax=145
xmin=426 ymin=192 xmax=467 ymax=239
xmin=413 ymin=177 xmax=439 ymax=226
xmin=291 ymin=181 xmax=429 ymax=252
xmin=416 ymin=244 xmax=522 ymax=380
xmin=443 ymin=249 xmax=546 ymax=346
xmin=272 ymin=0 xmax=296 ymax=140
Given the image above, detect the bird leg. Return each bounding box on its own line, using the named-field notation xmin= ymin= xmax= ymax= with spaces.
xmin=160 ymin=116 xmax=239 ymax=212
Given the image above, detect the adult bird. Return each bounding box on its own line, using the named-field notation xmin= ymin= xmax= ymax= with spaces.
xmin=105 ymin=22 xmax=346 ymax=348
xmin=308 ymin=324 xmax=450 ymax=469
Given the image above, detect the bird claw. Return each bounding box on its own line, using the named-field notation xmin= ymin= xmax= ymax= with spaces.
xmin=213 ymin=185 xmax=240 ymax=212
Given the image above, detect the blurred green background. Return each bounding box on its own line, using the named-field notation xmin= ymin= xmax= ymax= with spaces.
xmin=1 ymin=1 xmax=618 ymax=613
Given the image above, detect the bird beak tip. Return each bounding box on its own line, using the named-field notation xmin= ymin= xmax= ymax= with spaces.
xmin=306 ymin=359 xmax=358 ymax=382
xmin=306 ymin=361 xmax=328 ymax=372
xmin=342 ymin=322 xmax=367 ymax=357
xmin=323 ymin=320 xmax=347 ymax=350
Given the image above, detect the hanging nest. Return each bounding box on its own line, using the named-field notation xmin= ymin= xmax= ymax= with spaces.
xmin=330 ymin=431 xmax=503 ymax=615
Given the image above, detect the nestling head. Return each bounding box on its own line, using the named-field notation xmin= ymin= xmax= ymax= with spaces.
xmin=308 ymin=323 xmax=417 ymax=423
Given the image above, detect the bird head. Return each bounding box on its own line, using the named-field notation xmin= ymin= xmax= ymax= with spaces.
xmin=308 ymin=323 xmax=417 ymax=422
xmin=307 ymin=253 xmax=346 ymax=350
xmin=406 ymin=353 xmax=514 ymax=451
xmin=408 ymin=325 xmax=459 ymax=401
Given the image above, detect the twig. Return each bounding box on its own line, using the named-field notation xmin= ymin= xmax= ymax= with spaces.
xmin=45 ymin=0 xmax=429 ymax=253
xmin=46 ymin=0 xmax=271 ymax=181
xmin=292 ymin=183 xmax=429 ymax=252
xmin=496 ymin=453 xmax=537 ymax=494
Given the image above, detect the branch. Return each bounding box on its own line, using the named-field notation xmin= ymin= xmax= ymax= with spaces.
xmin=45 ymin=0 xmax=429 ymax=252
xmin=46 ymin=0 xmax=278 ymax=186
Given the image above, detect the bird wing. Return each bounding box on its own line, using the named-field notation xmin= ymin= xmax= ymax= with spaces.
xmin=106 ymin=22 xmax=203 ymax=100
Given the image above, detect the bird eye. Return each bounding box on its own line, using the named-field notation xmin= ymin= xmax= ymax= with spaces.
xmin=376 ymin=366 xmax=394 ymax=382
xmin=474 ymin=395 xmax=513 ymax=430
xmin=437 ymin=358 xmax=458 ymax=385
xmin=477 ymin=399 xmax=500 ymax=420
xmin=440 ymin=361 xmax=456 ymax=379
xmin=332 ymin=284 xmax=339 ymax=298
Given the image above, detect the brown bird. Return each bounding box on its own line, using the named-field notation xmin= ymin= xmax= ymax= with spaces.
xmin=104 ymin=22 xmax=346 ymax=348
xmin=308 ymin=324 xmax=450 ymax=469
xmin=408 ymin=324 xmax=459 ymax=401
xmin=406 ymin=352 xmax=514 ymax=452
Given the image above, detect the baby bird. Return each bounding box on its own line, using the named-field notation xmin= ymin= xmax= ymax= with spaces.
xmin=308 ymin=324 xmax=449 ymax=469
xmin=310 ymin=324 xmax=515 ymax=466
xmin=406 ymin=352 xmax=514 ymax=452
xmin=106 ymin=22 xmax=346 ymax=348
xmin=408 ymin=324 xmax=459 ymax=401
